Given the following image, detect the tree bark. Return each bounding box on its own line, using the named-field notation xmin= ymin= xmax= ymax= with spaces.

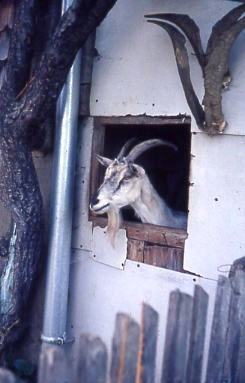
xmin=1 ymin=0 xmax=39 ymax=102
xmin=0 ymin=125 xmax=43 ymax=346
xmin=0 ymin=0 xmax=117 ymax=350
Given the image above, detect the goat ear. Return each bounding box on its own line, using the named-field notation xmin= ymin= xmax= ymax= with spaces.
xmin=130 ymin=163 xmax=145 ymax=176
xmin=95 ymin=154 xmax=113 ymax=167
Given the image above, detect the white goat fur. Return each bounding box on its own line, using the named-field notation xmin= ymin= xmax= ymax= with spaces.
xmin=130 ymin=170 xmax=187 ymax=228
xmin=107 ymin=207 xmax=122 ymax=246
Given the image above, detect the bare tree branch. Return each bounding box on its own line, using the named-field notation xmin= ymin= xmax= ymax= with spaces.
xmin=0 ymin=137 xmax=43 ymax=348
xmin=0 ymin=0 xmax=39 ymax=103
xmin=19 ymin=0 xmax=117 ymax=127
xmin=0 ymin=0 xmax=118 ymax=350
xmin=31 ymin=0 xmax=61 ymax=68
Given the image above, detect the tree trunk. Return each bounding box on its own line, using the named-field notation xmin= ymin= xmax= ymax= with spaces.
xmin=0 ymin=0 xmax=118 ymax=350
xmin=0 ymin=120 xmax=43 ymax=347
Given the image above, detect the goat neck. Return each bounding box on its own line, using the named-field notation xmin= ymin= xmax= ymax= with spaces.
xmin=131 ymin=173 xmax=186 ymax=229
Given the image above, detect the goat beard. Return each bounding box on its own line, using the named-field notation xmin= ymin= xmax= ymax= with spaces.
xmin=106 ymin=207 xmax=122 ymax=247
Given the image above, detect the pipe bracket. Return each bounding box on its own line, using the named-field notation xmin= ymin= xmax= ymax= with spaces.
xmin=41 ymin=332 xmax=75 ymax=345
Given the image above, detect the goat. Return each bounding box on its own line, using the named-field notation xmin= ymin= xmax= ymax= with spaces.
xmin=90 ymin=139 xmax=187 ymax=243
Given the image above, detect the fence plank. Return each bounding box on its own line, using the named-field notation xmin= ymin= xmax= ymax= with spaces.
xmin=161 ymin=290 xmax=193 ymax=383
xmin=186 ymin=285 xmax=209 ymax=383
xmin=231 ymin=270 xmax=245 ymax=383
xmin=228 ymin=256 xmax=245 ymax=278
xmin=37 ymin=344 xmax=67 ymax=383
xmin=110 ymin=313 xmax=140 ymax=383
xmin=136 ymin=304 xmax=159 ymax=383
xmin=205 ymin=276 xmax=232 ymax=383
xmin=76 ymin=334 xmax=107 ymax=383
xmin=220 ymin=273 xmax=241 ymax=383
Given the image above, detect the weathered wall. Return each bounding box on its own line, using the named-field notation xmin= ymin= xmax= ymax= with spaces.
xmin=90 ymin=0 xmax=245 ymax=135
xmin=89 ymin=0 xmax=245 ymax=279
xmin=68 ymin=0 xmax=245 ymax=381
xmin=68 ymin=118 xmax=215 ymax=383
xmin=68 ymin=251 xmax=216 ymax=383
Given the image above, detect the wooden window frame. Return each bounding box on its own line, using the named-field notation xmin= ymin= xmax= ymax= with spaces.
xmin=90 ymin=116 xmax=190 ymax=271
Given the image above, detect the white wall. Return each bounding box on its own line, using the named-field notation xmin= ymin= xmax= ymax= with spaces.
xmin=90 ymin=0 xmax=245 ymax=135
xmin=88 ymin=0 xmax=245 ymax=278
xmin=68 ymin=1 xmax=245 ymax=381
xmin=68 ymin=119 xmax=216 ymax=383
xmin=67 ymin=251 xmax=216 ymax=383
xmin=186 ymin=133 xmax=245 ymax=278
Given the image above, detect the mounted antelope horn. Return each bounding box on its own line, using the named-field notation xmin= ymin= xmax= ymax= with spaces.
xmin=206 ymin=3 xmax=245 ymax=91
xmin=206 ymin=4 xmax=245 ymax=60
xmin=147 ymin=20 xmax=205 ymax=129
xmin=145 ymin=13 xmax=205 ymax=71
xmin=117 ymin=137 xmax=137 ymax=160
xmin=126 ymin=139 xmax=177 ymax=162
xmin=204 ymin=15 xmax=245 ymax=133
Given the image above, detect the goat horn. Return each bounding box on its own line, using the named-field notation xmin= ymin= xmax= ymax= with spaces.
xmin=203 ymin=16 xmax=245 ymax=134
xmin=117 ymin=138 xmax=137 ymax=160
xmin=126 ymin=139 xmax=177 ymax=162
xmin=147 ymin=20 xmax=205 ymax=129
xmin=96 ymin=154 xmax=113 ymax=167
xmin=145 ymin=13 xmax=205 ymax=71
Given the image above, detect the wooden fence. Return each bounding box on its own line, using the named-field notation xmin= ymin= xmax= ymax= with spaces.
xmin=0 ymin=260 xmax=244 ymax=383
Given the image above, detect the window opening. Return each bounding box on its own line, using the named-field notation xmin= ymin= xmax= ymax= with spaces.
xmin=90 ymin=116 xmax=191 ymax=272
xmin=104 ymin=124 xmax=190 ymax=221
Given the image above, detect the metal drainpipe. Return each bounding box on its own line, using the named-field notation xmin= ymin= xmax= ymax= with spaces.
xmin=41 ymin=0 xmax=81 ymax=345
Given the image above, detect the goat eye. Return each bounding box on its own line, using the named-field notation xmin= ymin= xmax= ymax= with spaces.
xmin=116 ymin=175 xmax=132 ymax=191
xmin=123 ymin=175 xmax=131 ymax=181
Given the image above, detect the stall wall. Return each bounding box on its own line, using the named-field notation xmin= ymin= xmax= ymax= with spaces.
xmin=88 ymin=0 xmax=245 ymax=278
xmin=68 ymin=0 xmax=245 ymax=381
xmin=90 ymin=0 xmax=245 ymax=136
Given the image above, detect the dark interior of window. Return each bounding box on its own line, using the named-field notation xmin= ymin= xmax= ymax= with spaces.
xmin=96 ymin=123 xmax=191 ymax=223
